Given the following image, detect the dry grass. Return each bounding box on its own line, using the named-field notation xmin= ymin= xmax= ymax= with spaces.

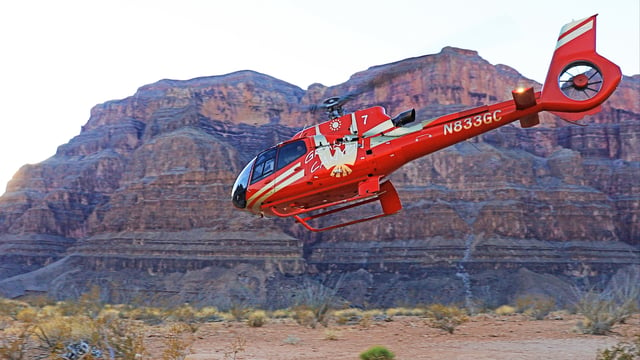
xmin=1 ymin=286 xmax=639 ymax=359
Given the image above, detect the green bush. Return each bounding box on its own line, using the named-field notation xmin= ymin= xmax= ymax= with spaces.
xmin=359 ymin=345 xmax=395 ymax=360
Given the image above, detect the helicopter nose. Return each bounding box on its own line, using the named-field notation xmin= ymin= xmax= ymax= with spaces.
xmin=231 ymin=184 xmax=247 ymax=209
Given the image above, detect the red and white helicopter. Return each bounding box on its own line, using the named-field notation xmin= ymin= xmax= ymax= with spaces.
xmin=231 ymin=15 xmax=621 ymax=231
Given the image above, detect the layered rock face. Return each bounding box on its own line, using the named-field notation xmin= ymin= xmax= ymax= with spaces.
xmin=0 ymin=48 xmax=638 ymax=308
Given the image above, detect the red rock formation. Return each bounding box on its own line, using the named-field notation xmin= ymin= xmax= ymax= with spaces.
xmin=0 ymin=49 xmax=638 ymax=307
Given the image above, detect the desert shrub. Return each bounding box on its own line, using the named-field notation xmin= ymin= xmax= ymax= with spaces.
xmin=0 ymin=315 xmax=12 ymax=331
xmin=574 ymin=269 xmax=639 ymax=335
xmin=574 ymin=290 xmax=636 ymax=335
xmin=425 ymin=304 xmax=468 ymax=334
xmin=324 ymin=329 xmax=339 ymax=340
xmin=359 ymin=345 xmax=395 ymax=360
xmin=96 ymin=315 xmax=147 ymax=360
xmin=32 ymin=316 xmax=76 ymax=354
xmin=21 ymin=294 xmax=55 ymax=308
xmin=97 ymin=307 xmax=122 ymax=323
xmin=15 ymin=307 xmax=39 ymax=323
xmin=40 ymin=304 xmax=64 ymax=318
xmin=363 ymin=309 xmax=386 ymax=320
xmin=293 ymin=277 xmax=345 ymax=328
xmin=124 ymin=305 xmax=167 ymax=325
xmin=247 ymin=310 xmax=267 ymax=327
xmin=0 ymin=324 xmax=31 ymax=360
xmin=596 ymin=335 xmax=640 ymax=360
xmin=55 ymin=300 xmax=80 ymax=317
xmin=166 ymin=304 xmax=197 ymax=323
xmin=77 ymin=285 xmax=103 ymax=319
xmin=28 ymin=309 xmax=147 ymax=360
xmin=359 ymin=312 xmax=373 ymax=329
xmin=270 ymin=309 xmax=291 ymax=319
xmin=194 ymin=306 xmax=222 ymax=322
xmin=333 ymin=308 xmax=363 ymax=325
xmin=161 ymin=323 xmax=193 ymax=360
xmin=228 ymin=302 xmax=251 ymax=321
xmin=292 ymin=306 xmax=317 ymax=328
xmin=0 ymin=298 xmax=29 ymax=319
xmin=385 ymin=307 xmax=425 ymax=317
xmin=515 ymin=295 xmax=556 ymax=320
xmin=223 ymin=336 xmax=246 ymax=360
xmin=217 ymin=311 xmax=237 ymax=322
xmin=494 ymin=305 xmax=516 ymax=316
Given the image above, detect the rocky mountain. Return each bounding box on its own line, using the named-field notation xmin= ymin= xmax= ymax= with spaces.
xmin=0 ymin=47 xmax=638 ymax=309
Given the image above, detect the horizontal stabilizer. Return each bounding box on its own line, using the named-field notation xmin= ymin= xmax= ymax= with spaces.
xmin=551 ymin=105 xmax=601 ymax=122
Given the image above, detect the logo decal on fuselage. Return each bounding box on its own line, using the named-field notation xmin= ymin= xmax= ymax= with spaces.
xmin=311 ymin=134 xmax=357 ymax=177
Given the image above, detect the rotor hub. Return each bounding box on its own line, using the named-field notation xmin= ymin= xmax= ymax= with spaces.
xmin=572 ymin=73 xmax=589 ymax=90
xmin=558 ymin=62 xmax=603 ymax=101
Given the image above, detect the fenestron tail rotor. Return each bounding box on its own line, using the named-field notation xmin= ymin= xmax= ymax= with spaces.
xmin=558 ymin=61 xmax=603 ymax=101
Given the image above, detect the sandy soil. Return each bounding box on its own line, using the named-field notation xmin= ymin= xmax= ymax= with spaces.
xmin=150 ymin=314 xmax=639 ymax=360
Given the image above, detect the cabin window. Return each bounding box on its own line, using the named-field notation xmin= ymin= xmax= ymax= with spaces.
xmin=276 ymin=140 xmax=307 ymax=170
xmin=250 ymin=148 xmax=277 ymax=184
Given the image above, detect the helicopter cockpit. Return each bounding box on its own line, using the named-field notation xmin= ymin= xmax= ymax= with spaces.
xmin=231 ymin=139 xmax=308 ymax=209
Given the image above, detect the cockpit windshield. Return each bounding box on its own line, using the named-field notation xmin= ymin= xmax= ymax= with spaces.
xmin=231 ymin=159 xmax=254 ymax=209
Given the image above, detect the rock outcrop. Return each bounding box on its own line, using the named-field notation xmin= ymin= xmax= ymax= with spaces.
xmin=0 ymin=48 xmax=638 ymax=308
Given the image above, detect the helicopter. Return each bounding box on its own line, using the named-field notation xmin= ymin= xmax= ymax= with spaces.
xmin=231 ymin=14 xmax=622 ymax=232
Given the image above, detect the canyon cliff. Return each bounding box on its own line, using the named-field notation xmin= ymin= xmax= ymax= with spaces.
xmin=0 ymin=47 xmax=638 ymax=308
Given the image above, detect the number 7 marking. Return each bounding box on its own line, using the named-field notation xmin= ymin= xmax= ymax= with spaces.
xmin=361 ymin=114 xmax=368 ymax=125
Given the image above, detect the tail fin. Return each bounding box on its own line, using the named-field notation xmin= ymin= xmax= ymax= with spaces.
xmin=540 ymin=15 xmax=622 ymax=121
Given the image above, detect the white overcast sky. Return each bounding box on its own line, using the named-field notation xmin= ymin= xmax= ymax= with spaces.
xmin=0 ymin=0 xmax=638 ymax=193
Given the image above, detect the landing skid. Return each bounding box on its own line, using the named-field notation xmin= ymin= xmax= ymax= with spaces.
xmin=271 ymin=181 xmax=402 ymax=232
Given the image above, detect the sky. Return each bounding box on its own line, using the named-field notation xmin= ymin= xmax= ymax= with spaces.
xmin=0 ymin=0 xmax=638 ymax=193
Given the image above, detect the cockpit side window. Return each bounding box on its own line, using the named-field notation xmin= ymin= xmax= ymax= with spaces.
xmin=249 ymin=141 xmax=307 ymax=184
xmin=250 ymin=148 xmax=277 ymax=184
xmin=276 ymin=140 xmax=307 ymax=170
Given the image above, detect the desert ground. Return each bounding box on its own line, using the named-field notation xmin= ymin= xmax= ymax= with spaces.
xmin=157 ymin=314 xmax=640 ymax=360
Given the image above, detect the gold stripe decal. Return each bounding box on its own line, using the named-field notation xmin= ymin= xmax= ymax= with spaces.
xmin=247 ymin=162 xmax=302 ymax=210
xmin=253 ymin=169 xmax=305 ymax=210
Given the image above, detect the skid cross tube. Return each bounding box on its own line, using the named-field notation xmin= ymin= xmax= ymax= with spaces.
xmin=292 ymin=195 xmax=391 ymax=232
